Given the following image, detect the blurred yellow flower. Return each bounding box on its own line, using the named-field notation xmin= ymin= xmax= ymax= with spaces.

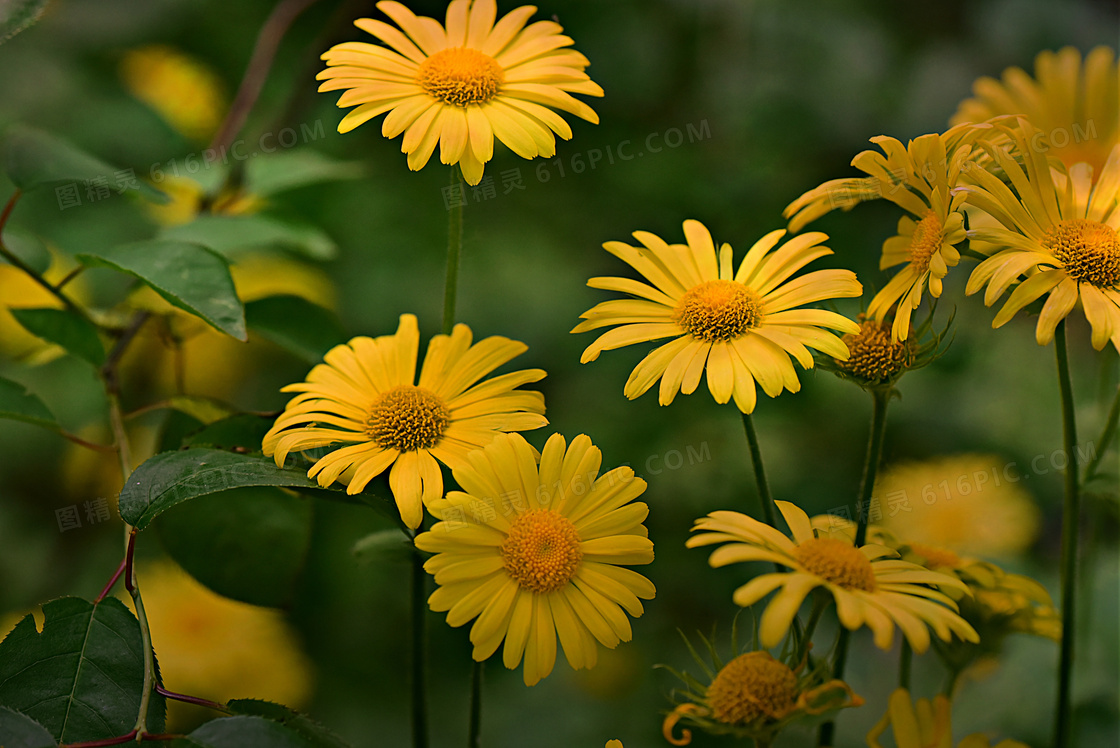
xmin=573 ymin=220 xmax=861 ymax=413
xmin=144 ymin=175 xmax=261 ymax=227
xmin=416 ymin=432 xmax=655 ymax=686
xmin=868 ymin=689 xmax=1030 ymax=748
xmin=951 ymin=46 xmax=1119 ymax=174
xmin=318 ymin=0 xmax=602 ymax=185
xmin=875 ymin=454 xmax=1040 ymax=559
xmin=0 ymin=257 xmax=88 ymax=362
xmin=120 ymin=45 xmax=226 ymax=142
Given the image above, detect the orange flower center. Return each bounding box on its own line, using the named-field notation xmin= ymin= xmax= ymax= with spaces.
xmin=706 ymin=651 xmax=799 ymax=724
xmin=674 ymin=280 xmax=763 ymax=342
xmin=794 ymin=537 xmax=877 ymax=592
xmin=908 ymin=210 xmax=944 ymax=273
xmin=366 ymin=385 xmax=450 ymax=452
xmin=836 ymin=318 xmax=911 ymax=382
xmin=418 ymin=47 xmax=503 ymax=107
xmin=500 ymin=509 xmax=583 ymax=593
xmin=1044 ymin=218 xmax=1120 ymax=288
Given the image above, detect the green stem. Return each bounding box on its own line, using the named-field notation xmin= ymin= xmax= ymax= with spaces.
xmin=1054 ymin=320 xmax=1081 ymax=748
xmin=740 ymin=411 xmax=777 ymax=528
xmin=410 ymin=540 xmax=429 ymax=748
xmin=1081 ymin=382 xmax=1120 ymax=484
xmin=442 ymin=168 xmax=464 ymax=336
xmin=818 ymin=387 xmax=891 ymax=747
xmin=796 ymin=597 xmax=826 ymax=665
xmin=468 ymin=660 xmax=483 ymax=748
xmin=899 ymin=640 xmax=912 ymax=691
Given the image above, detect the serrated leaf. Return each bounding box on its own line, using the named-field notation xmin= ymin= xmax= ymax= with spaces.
xmin=0 ymin=376 xmax=57 ymax=430
xmin=0 ymin=597 xmax=165 ymax=744
xmin=157 ymin=487 xmax=312 ymax=608
xmin=10 ymin=307 xmax=105 ymax=366
xmin=226 ymin=700 xmax=352 ymax=748
xmin=0 ymin=0 xmax=49 ymax=45
xmin=0 ymin=705 xmax=56 ymax=748
xmin=159 ymin=214 xmax=336 ymax=261
xmin=181 ymin=413 xmax=274 ymax=451
xmin=2 ymin=226 xmax=50 ymax=274
xmin=118 ymin=448 xmax=383 ymax=530
xmin=245 ymin=149 xmax=364 ymax=197
xmin=77 ymin=240 xmax=247 ymax=340
xmin=2 ymin=124 xmax=167 ymax=202
xmin=184 ymin=716 xmax=314 ymax=748
xmin=351 ymin=528 xmax=414 ymax=564
xmin=245 ymin=295 xmax=346 ymax=363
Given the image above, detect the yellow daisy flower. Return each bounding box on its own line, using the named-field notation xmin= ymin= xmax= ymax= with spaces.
xmin=687 ymin=501 xmax=978 ymax=653
xmin=120 ymin=45 xmax=226 ymax=142
xmin=317 ymin=0 xmax=603 ymax=185
xmin=572 ymin=220 xmax=862 ymax=413
xmin=951 ymin=46 xmax=1119 ymax=173
xmin=868 ymin=689 xmax=1030 ymax=748
xmin=414 ymin=432 xmax=656 ymax=686
xmin=959 ymin=121 xmax=1120 ymax=351
xmin=263 ymin=314 xmax=547 ymax=529
xmin=783 ymin=125 xmax=993 ymax=342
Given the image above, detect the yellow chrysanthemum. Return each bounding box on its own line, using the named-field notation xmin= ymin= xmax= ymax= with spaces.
xmin=875 ymin=455 xmax=1040 ymax=559
xmin=264 ymin=314 xmax=547 ymax=528
xmin=783 ymin=125 xmax=995 ymax=342
xmin=951 ymin=46 xmax=1119 ymax=173
xmin=960 ymin=121 xmax=1120 ymax=351
xmin=414 ymin=432 xmax=655 ymax=686
xmin=868 ymin=689 xmax=1030 ymax=748
xmin=317 ymin=0 xmax=602 ymax=185
xmin=687 ymin=501 xmax=978 ymax=653
xmin=144 ymin=175 xmax=261 ymax=227
xmin=572 ymin=220 xmax=862 ymax=413
xmin=120 ymin=45 xmax=226 ymax=142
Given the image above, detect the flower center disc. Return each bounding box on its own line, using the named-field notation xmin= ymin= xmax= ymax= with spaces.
xmin=1045 ymin=218 xmax=1120 ymax=288
xmin=908 ymin=210 xmax=944 ymax=273
xmin=794 ymin=537 xmax=877 ymax=592
xmin=367 ymin=385 xmax=450 ymax=452
xmin=909 ymin=542 xmax=961 ymax=570
xmin=706 ymin=652 xmax=799 ymax=725
xmin=500 ymin=509 xmax=583 ymax=593
xmin=837 ymin=319 xmax=911 ymax=381
xmin=674 ymin=280 xmax=763 ymax=342
xmin=418 ymin=47 xmax=503 ymax=107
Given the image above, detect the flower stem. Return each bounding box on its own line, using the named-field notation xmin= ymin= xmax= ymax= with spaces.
xmin=442 ymin=168 xmax=465 ymax=336
xmin=818 ymin=387 xmax=891 ymax=747
xmin=468 ymin=660 xmax=483 ymax=748
xmin=1054 ymin=320 xmax=1081 ymax=748
xmin=795 ymin=597 xmax=826 ymax=664
xmin=1081 ymin=382 xmax=1120 ymax=485
xmin=899 ymin=640 xmax=912 ymax=690
xmin=410 ymin=538 xmax=429 ymax=748
xmin=740 ymin=411 xmax=777 ymax=528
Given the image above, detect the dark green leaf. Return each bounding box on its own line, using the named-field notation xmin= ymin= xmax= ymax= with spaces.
xmin=77 ymin=240 xmax=247 ymax=340
xmin=227 ymin=700 xmax=352 ymax=748
xmin=118 ymin=448 xmax=384 ymax=530
xmin=245 ymin=295 xmax=346 ymax=363
xmin=10 ymin=307 xmax=105 ymax=366
xmin=0 ymin=0 xmax=49 ymax=44
xmin=159 ymin=214 xmax=336 ymax=261
xmin=351 ymin=529 xmax=413 ymax=564
xmin=181 ymin=413 xmax=274 ymax=451
xmin=2 ymin=226 xmax=50 ymax=275
xmin=2 ymin=124 xmax=167 ymax=202
xmin=0 ymin=706 xmax=56 ymax=748
xmin=157 ymin=487 xmax=312 ymax=608
xmin=0 ymin=376 xmax=57 ymax=430
xmin=245 ymin=150 xmax=364 ymax=197
xmin=184 ymin=716 xmax=314 ymax=748
xmin=0 ymin=597 xmax=166 ymax=743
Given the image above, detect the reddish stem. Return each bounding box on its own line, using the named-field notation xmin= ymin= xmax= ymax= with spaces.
xmin=95 ymin=557 xmax=127 ymax=603
xmin=156 ymin=684 xmax=228 ymax=712
xmin=62 ymin=730 xmax=138 ymax=747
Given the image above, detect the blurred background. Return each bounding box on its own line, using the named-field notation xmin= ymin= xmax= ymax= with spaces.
xmin=0 ymin=0 xmax=1118 ymax=745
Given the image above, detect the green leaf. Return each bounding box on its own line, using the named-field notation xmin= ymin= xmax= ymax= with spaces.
xmin=182 ymin=716 xmax=314 ymax=748
xmin=226 ymin=701 xmax=353 ymax=748
xmin=159 ymin=214 xmax=337 ymax=261
xmin=157 ymin=487 xmax=312 ymax=608
xmin=0 ymin=376 xmax=57 ymax=430
xmin=245 ymin=149 xmax=365 ymax=197
xmin=0 ymin=597 xmax=166 ymax=744
xmin=164 ymin=395 xmax=238 ymax=425
xmin=10 ymin=307 xmax=105 ymax=366
xmin=2 ymin=226 xmax=50 ymax=275
xmin=0 ymin=706 xmax=56 ymax=748
xmin=118 ymin=448 xmax=383 ymax=530
xmin=245 ymin=295 xmax=346 ymax=363
xmin=2 ymin=124 xmax=167 ymax=202
xmin=351 ymin=528 xmax=414 ymax=564
xmin=181 ymin=413 xmax=274 ymax=451
xmin=0 ymin=0 xmax=48 ymax=44
xmin=77 ymin=240 xmax=247 ymax=341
